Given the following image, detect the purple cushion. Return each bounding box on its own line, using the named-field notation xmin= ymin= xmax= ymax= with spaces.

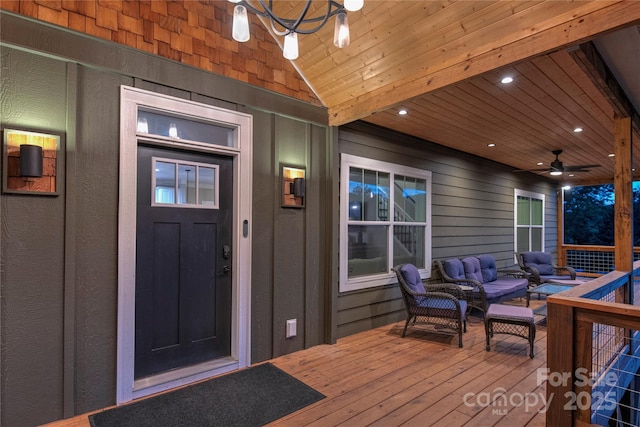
xmin=486 ymin=304 xmax=533 ymax=320
xmin=482 ymin=278 xmax=528 ymax=298
xmin=417 ymin=298 xmax=467 ymax=321
xmin=478 ymin=284 xmax=505 ymax=299
xmin=521 ymin=251 xmax=554 ymax=275
xmin=462 ymin=257 xmax=484 ymax=283
xmin=400 ymin=264 xmax=425 ymax=294
xmin=442 ymin=258 xmax=465 ymax=280
xmin=477 ymin=254 xmax=498 ymax=283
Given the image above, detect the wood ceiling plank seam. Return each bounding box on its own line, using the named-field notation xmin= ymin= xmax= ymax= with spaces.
xmin=460 ymin=76 xmax=616 ymax=176
xmin=372 ymin=101 xmax=531 ymax=163
xmin=425 ymin=88 xmax=548 ymax=152
xmin=309 ymin=1 xmax=539 ymax=100
xmin=515 ymin=58 xmax=615 ymax=150
xmin=438 ymin=79 xmax=555 ymax=144
xmin=308 ymin=2 xmax=538 ymax=93
xmin=465 ymin=77 xmax=578 ymax=146
xmin=328 ymin=2 xmax=640 ymax=125
xmin=549 ymin=50 xmax=616 ymax=122
xmin=299 ymin=1 xmax=450 ymax=73
xmin=314 ymin=1 xmax=550 ymax=100
xmin=527 ymin=53 xmax=617 ymax=151
xmin=509 ymin=61 xmax=615 ymax=165
xmin=569 ymin=43 xmax=640 ymax=135
xmin=318 ymin=1 xmax=606 ymax=104
xmin=301 ymin=1 xmax=504 ymax=80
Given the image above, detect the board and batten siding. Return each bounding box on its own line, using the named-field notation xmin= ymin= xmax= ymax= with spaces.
xmin=336 ymin=121 xmax=557 ymax=338
xmin=1 ymin=12 xmax=331 ymax=427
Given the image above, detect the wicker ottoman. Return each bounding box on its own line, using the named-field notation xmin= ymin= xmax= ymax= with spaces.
xmin=485 ymin=304 xmax=536 ymax=358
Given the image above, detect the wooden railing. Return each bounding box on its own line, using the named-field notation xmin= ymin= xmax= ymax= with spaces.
xmin=546 ymin=262 xmax=640 ymax=426
xmin=560 ymin=245 xmax=640 ymax=277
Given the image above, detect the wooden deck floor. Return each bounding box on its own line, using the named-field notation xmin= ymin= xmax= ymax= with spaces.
xmin=44 ymin=299 xmax=548 ymax=427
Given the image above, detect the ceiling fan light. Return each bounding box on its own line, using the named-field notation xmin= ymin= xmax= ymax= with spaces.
xmin=550 ymin=170 xmax=563 ymax=176
xmin=334 ymin=12 xmax=350 ymax=48
xmin=232 ymin=5 xmax=250 ymax=42
xmin=283 ymin=32 xmax=299 ymax=60
xmin=344 ymin=0 xmax=364 ymax=11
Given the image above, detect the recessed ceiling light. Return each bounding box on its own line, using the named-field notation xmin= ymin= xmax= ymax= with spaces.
xmin=398 ymin=109 xmax=408 ymax=116
xmin=488 ymin=143 xmax=496 ymax=147
xmin=608 ymin=153 xmax=615 ymax=157
xmin=537 ymin=162 xmax=544 ymax=166
xmin=501 ymin=76 xmax=514 ymax=84
xmin=573 ymin=127 xmax=583 ymax=133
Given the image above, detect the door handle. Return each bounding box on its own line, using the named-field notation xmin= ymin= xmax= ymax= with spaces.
xmin=222 ymin=265 xmax=230 ymax=274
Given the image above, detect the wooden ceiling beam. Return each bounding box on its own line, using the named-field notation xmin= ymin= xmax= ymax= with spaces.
xmin=569 ymin=41 xmax=640 ymax=135
xmin=328 ymin=2 xmax=640 ymax=126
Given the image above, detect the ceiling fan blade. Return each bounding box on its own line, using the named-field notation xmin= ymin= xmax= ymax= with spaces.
xmin=513 ymin=168 xmax=552 ymax=172
xmin=563 ymin=164 xmax=600 ymax=171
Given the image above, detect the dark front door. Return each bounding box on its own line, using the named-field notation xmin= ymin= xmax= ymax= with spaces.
xmin=135 ymin=144 xmax=233 ymax=379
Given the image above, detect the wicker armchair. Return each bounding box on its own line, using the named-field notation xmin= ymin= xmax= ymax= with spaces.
xmin=516 ymin=251 xmax=576 ymax=287
xmin=392 ymin=264 xmax=467 ymax=347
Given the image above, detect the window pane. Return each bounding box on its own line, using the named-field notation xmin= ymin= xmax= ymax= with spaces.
xmin=138 ymin=109 xmax=234 ymax=147
xmin=349 ymin=168 xmax=389 ymax=221
xmin=531 ymin=198 xmax=543 ymax=225
xmin=198 ymin=166 xmax=216 ymax=206
xmin=347 ymin=225 xmax=388 ymax=277
xmin=349 ymin=168 xmax=363 ymax=220
xmin=517 ymin=228 xmax=530 ymax=252
xmin=155 ymin=161 xmax=175 ymax=204
xmin=394 ymin=175 xmax=426 ymax=222
xmin=393 ymin=225 xmax=425 ymax=268
xmin=177 ymin=164 xmax=196 ymax=205
xmin=531 ymin=228 xmax=542 ymax=251
xmin=517 ymin=196 xmax=530 ymax=225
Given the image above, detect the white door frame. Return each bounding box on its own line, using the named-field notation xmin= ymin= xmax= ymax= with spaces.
xmin=116 ymin=86 xmax=252 ymax=404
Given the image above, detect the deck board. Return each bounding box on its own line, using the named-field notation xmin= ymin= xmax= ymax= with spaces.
xmin=42 ymin=299 xmax=547 ymax=427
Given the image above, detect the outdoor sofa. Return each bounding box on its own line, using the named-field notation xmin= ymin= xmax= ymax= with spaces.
xmin=434 ymin=255 xmax=529 ymax=313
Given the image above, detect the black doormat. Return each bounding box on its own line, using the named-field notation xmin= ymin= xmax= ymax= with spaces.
xmin=89 ymin=363 xmax=324 ymax=427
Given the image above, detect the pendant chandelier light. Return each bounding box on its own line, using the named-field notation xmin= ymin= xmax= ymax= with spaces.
xmin=229 ymin=0 xmax=364 ymax=60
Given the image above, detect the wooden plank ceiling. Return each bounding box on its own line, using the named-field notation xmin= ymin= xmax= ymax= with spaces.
xmin=256 ymin=1 xmax=640 ymax=184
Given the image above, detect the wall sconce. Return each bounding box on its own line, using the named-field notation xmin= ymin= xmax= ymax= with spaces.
xmin=3 ymin=128 xmax=61 ymax=195
xmin=20 ymin=144 xmax=43 ymax=177
xmin=282 ymin=165 xmax=305 ymax=208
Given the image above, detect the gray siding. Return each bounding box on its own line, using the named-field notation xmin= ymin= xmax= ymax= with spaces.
xmin=1 ymin=12 xmax=331 ymax=427
xmin=336 ymin=121 xmax=557 ymax=338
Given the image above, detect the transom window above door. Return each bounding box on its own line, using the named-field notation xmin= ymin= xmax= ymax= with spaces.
xmin=152 ymin=157 xmax=219 ymax=208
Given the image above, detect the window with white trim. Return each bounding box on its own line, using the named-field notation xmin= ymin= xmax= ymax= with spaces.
xmin=514 ymin=189 xmax=545 ymax=253
xmin=340 ymin=154 xmax=432 ymax=292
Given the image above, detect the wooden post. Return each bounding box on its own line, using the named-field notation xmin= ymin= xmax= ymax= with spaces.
xmin=557 ymin=187 xmax=566 ymax=266
xmin=614 ymin=116 xmax=632 ymax=304
xmin=546 ymin=300 xmax=575 ymax=426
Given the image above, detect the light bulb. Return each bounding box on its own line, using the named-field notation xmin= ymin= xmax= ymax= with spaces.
xmin=333 ymin=12 xmax=350 ymax=48
xmin=344 ymin=0 xmax=364 ymax=11
xmin=232 ymin=5 xmax=250 ymax=42
xmin=283 ymin=32 xmax=299 ymax=60
xmin=137 ymin=117 xmax=148 ymax=134
xmin=169 ymin=123 xmax=178 ymax=138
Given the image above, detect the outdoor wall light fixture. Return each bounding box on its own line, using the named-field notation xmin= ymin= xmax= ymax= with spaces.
xmin=20 ymin=144 xmax=43 ymax=178
xmin=282 ymin=165 xmax=306 ymax=208
xmin=229 ymin=0 xmax=364 ymax=60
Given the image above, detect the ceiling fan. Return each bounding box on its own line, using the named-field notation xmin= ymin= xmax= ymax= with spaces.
xmin=514 ymin=149 xmax=600 ymax=176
